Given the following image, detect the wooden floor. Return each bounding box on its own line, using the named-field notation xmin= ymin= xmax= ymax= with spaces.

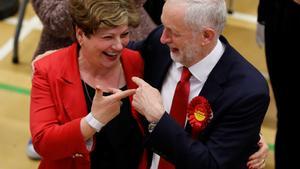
xmin=0 ymin=1 xmax=276 ymax=169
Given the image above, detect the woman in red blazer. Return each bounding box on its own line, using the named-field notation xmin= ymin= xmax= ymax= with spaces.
xmin=30 ymin=0 xmax=144 ymax=168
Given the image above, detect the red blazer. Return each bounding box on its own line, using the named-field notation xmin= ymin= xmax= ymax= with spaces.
xmin=30 ymin=43 xmax=144 ymax=169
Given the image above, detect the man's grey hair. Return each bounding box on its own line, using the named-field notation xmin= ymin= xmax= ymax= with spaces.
xmin=184 ymin=0 xmax=227 ymax=35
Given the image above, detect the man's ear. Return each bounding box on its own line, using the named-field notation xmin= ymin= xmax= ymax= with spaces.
xmin=201 ymin=28 xmax=216 ymax=46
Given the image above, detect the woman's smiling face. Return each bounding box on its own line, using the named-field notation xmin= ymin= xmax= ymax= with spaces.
xmin=77 ymin=25 xmax=130 ymax=68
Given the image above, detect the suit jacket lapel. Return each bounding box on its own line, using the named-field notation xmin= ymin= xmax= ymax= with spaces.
xmin=187 ymin=38 xmax=233 ymax=133
xmin=200 ymin=36 xmax=233 ymax=106
xmin=184 ymin=66 xmax=224 ymax=134
xmin=154 ymin=54 xmax=173 ymax=91
xmin=58 ymin=44 xmax=88 ymax=120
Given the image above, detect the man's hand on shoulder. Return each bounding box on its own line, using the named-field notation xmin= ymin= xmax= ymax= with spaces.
xmin=31 ymin=50 xmax=58 ymax=68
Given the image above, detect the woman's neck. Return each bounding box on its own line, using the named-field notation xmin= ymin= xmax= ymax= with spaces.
xmin=78 ymin=52 xmax=125 ymax=90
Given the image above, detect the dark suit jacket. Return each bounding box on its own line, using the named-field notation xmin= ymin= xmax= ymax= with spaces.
xmin=130 ymin=26 xmax=270 ymax=169
xmin=143 ymin=0 xmax=164 ymax=25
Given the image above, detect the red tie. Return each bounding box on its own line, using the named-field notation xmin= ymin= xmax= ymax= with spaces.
xmin=158 ymin=67 xmax=191 ymax=169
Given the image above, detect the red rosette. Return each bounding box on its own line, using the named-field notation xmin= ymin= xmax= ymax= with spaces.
xmin=187 ymin=96 xmax=212 ymax=133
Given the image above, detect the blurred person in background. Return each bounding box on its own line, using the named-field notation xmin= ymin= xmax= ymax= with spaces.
xmin=257 ymin=0 xmax=300 ymax=168
xmin=30 ymin=0 xmax=161 ymax=59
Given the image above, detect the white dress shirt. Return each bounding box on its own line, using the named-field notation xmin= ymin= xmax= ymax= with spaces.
xmin=150 ymin=40 xmax=224 ymax=169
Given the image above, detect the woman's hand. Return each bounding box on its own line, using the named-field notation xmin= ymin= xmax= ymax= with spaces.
xmin=247 ymin=136 xmax=268 ymax=169
xmin=80 ymin=86 xmax=135 ymax=140
xmin=91 ymin=86 xmax=135 ymax=124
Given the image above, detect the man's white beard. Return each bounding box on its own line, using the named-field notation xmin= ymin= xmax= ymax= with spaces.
xmin=169 ymin=42 xmax=200 ymax=66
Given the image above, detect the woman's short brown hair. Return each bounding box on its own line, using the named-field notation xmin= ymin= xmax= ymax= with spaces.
xmin=69 ymin=0 xmax=139 ymax=37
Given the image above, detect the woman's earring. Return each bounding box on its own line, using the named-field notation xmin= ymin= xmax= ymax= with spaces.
xmin=78 ymin=38 xmax=84 ymax=46
xmin=76 ymin=34 xmax=83 ymax=46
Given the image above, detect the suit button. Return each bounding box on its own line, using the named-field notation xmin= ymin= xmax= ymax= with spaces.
xmin=72 ymin=153 xmax=83 ymax=158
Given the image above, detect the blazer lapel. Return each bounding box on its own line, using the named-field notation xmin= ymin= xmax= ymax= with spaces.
xmin=153 ymin=53 xmax=173 ymax=91
xmin=58 ymin=77 xmax=87 ymax=120
xmin=186 ymin=38 xmax=233 ymax=134
xmin=185 ymin=72 xmax=223 ymax=134
xmin=200 ymin=36 xmax=234 ymax=105
xmin=200 ymin=76 xmax=223 ymax=106
xmin=57 ymin=44 xmax=88 ymax=120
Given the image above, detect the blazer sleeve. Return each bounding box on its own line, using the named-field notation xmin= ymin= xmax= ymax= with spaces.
xmin=145 ymin=92 xmax=269 ymax=169
xmin=30 ymin=60 xmax=89 ymax=160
